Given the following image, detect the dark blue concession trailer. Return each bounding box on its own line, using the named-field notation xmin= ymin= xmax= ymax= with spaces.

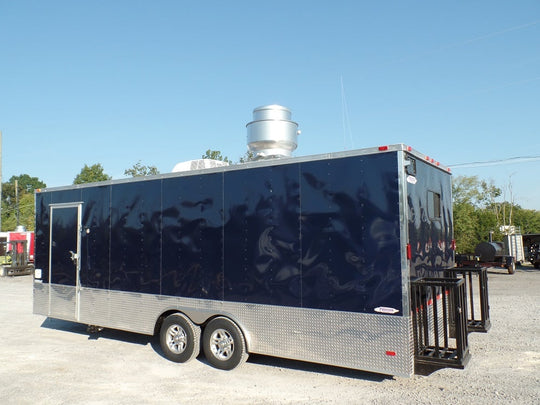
xmin=33 ymin=142 xmax=473 ymax=377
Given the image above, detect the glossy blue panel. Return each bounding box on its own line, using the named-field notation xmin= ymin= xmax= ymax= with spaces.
xmin=50 ymin=189 xmax=82 ymax=203
xmin=81 ymin=186 xmax=111 ymax=289
xmin=36 ymin=189 xmax=82 ymax=285
xmin=224 ymin=164 xmax=301 ymax=306
xmin=407 ymin=158 xmax=454 ymax=278
xmin=162 ymin=174 xmax=224 ymax=299
xmin=38 ymin=151 xmax=414 ymax=316
xmin=35 ymin=192 xmax=51 ymax=283
xmin=110 ymin=181 xmax=161 ymax=294
xmin=300 ymin=154 xmax=402 ymax=314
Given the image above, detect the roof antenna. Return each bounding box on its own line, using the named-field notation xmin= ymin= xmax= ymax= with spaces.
xmin=340 ymin=75 xmax=354 ymax=150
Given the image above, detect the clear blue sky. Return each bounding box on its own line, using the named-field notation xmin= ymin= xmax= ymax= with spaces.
xmin=1 ymin=1 xmax=539 ymax=209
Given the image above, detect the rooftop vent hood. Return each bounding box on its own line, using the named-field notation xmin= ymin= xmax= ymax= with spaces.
xmin=246 ymin=105 xmax=299 ymax=159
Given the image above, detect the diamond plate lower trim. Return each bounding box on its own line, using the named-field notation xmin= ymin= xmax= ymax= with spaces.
xmin=33 ymin=282 xmax=49 ymax=316
xmin=50 ymin=284 xmax=77 ymax=320
xmin=34 ymin=283 xmax=414 ymax=376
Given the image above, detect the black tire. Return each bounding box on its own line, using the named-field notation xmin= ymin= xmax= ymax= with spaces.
xmin=159 ymin=313 xmax=200 ymax=363
xmin=202 ymin=317 xmax=248 ymax=370
xmin=507 ymin=262 xmax=516 ymax=275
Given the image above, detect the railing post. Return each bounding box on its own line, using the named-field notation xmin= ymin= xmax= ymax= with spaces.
xmin=445 ymin=267 xmax=491 ymax=332
xmin=411 ymin=277 xmax=471 ymax=369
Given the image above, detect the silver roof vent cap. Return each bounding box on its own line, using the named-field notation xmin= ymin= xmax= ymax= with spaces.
xmin=246 ymin=105 xmax=299 ymax=160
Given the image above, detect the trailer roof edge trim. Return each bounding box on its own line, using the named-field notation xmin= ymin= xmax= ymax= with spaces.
xmin=36 ymin=143 xmax=451 ymax=193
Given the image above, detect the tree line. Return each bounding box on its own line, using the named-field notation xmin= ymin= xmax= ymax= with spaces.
xmin=452 ymin=176 xmax=540 ymax=253
xmin=2 ymin=154 xmax=539 ymax=259
xmin=1 ymin=161 xmax=159 ymax=231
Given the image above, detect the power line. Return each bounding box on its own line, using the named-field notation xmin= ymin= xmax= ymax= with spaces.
xmin=442 ymin=19 xmax=540 ymax=50
xmin=449 ymin=155 xmax=540 ymax=168
xmin=393 ymin=19 xmax=540 ymax=65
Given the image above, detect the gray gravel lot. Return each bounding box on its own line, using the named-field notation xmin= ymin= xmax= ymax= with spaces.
xmin=1 ymin=267 xmax=538 ymax=404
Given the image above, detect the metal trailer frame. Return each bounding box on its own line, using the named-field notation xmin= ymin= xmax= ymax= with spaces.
xmin=33 ymin=144 xmax=459 ymax=377
xmin=456 ymin=254 xmax=515 ymax=274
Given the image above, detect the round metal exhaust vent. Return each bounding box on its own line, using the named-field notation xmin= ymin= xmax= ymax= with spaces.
xmin=246 ymin=105 xmax=299 ymax=159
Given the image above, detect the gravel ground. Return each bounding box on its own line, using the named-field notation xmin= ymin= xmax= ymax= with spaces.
xmin=1 ymin=266 xmax=538 ymax=404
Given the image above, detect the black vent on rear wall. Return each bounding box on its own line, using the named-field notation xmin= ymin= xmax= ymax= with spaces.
xmin=406 ymin=157 xmax=417 ymax=176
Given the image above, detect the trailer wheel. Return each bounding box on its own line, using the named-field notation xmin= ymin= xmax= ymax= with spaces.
xmin=202 ymin=317 xmax=248 ymax=370
xmin=507 ymin=262 xmax=516 ymax=275
xmin=160 ymin=313 xmax=200 ymax=363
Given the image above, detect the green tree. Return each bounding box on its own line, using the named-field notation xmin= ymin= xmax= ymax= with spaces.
xmin=8 ymin=174 xmax=46 ymax=194
xmin=202 ymin=149 xmax=232 ymax=164
xmin=124 ymin=161 xmax=160 ymax=177
xmin=238 ymin=150 xmax=256 ymax=163
xmin=452 ymin=175 xmax=502 ymax=253
xmin=452 ymin=175 xmax=501 ymax=207
xmin=453 ymin=202 xmax=478 ymax=254
xmin=513 ymin=206 xmax=540 ymax=234
xmin=202 ymin=149 xmax=256 ymax=164
xmin=475 ymin=208 xmax=501 ymax=242
xmin=2 ymin=193 xmax=35 ymax=231
xmin=452 ymin=175 xmax=540 ymax=253
xmin=2 ymin=175 xmax=46 ymax=207
xmin=73 ymin=163 xmax=112 ymax=185
xmin=1 ymin=174 xmax=47 ymax=231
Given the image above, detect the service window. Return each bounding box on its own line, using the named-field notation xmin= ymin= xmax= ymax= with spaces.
xmin=428 ymin=191 xmax=441 ymax=219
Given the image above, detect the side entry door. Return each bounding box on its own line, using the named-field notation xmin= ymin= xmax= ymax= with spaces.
xmin=49 ymin=203 xmax=82 ymax=321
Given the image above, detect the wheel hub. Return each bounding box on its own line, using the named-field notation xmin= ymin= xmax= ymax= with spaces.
xmin=167 ymin=325 xmax=187 ymax=354
xmin=210 ymin=329 xmax=234 ymax=360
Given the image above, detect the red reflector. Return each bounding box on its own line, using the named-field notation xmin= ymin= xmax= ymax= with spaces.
xmin=425 ymin=156 xmax=430 ymax=160
xmin=378 ymin=146 xmax=389 ymax=151
xmin=447 ymin=167 xmax=452 ymax=172
xmin=451 ymin=239 xmax=456 ymax=250
xmin=406 ymin=243 xmax=412 ymax=260
xmin=436 ymin=162 xmax=440 ymax=166
xmin=407 ymin=146 xmax=412 ymax=151
xmin=386 ymin=351 xmax=396 ymax=356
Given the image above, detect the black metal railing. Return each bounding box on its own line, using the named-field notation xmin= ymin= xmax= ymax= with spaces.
xmin=411 ymin=277 xmax=470 ymax=369
xmin=445 ymin=266 xmax=491 ymax=333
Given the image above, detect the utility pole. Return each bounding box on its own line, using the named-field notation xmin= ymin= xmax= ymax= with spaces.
xmin=15 ymin=179 xmax=19 ymax=227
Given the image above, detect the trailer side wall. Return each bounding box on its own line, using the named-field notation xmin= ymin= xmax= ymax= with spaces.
xmin=34 ymin=148 xmax=450 ymax=376
xmin=407 ymin=156 xmax=454 ymax=278
xmin=36 ymin=153 xmax=403 ymax=314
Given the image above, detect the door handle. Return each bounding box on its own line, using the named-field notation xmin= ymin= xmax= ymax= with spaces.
xmin=69 ymin=250 xmax=79 ymax=264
